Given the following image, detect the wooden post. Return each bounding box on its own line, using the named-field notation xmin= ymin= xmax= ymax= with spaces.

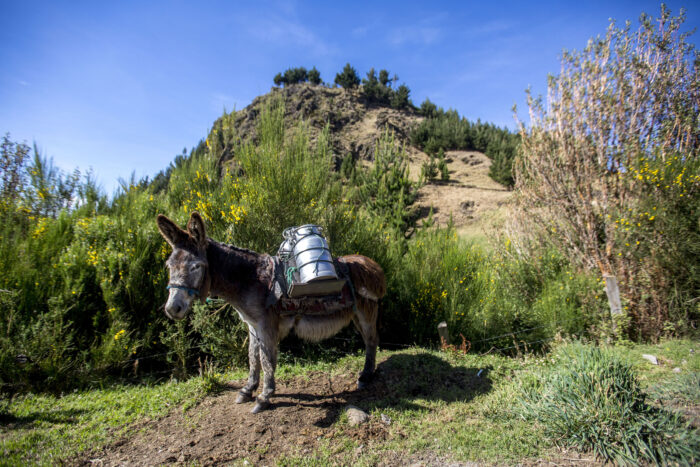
xmin=437 ymin=321 xmax=450 ymax=346
xmin=604 ymin=274 xmax=622 ymax=331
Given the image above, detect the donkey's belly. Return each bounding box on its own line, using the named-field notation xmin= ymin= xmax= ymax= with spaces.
xmin=290 ymin=308 xmax=354 ymax=342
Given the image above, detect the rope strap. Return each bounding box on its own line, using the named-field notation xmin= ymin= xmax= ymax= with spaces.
xmin=285 ymin=266 xmax=298 ymax=286
xmin=166 ymin=284 xmax=200 ymax=297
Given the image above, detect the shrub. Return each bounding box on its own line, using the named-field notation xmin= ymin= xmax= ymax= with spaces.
xmin=0 ymin=96 xmax=604 ymax=392
xmin=353 ymin=130 xmax=419 ymax=233
xmin=520 ymin=344 xmax=699 ymax=464
xmin=334 ymin=63 xmax=360 ymax=89
xmin=308 ymin=66 xmax=321 ymax=85
xmin=273 ymin=67 xmax=315 ymax=87
xmin=410 ymin=109 xmax=519 ymax=187
xmin=390 ymin=84 xmax=411 ymax=109
xmin=514 ymin=6 xmax=699 ymax=339
xmin=419 ymin=98 xmax=438 ymax=118
xmin=380 ymin=226 xmax=601 ymax=347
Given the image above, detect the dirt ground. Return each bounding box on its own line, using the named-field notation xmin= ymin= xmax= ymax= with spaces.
xmin=77 ymin=351 xmax=605 ymax=467
xmin=79 ymin=354 xmax=493 ymax=466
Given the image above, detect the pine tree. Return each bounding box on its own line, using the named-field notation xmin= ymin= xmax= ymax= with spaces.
xmin=379 ymin=69 xmax=390 ymax=87
xmin=308 ymin=66 xmax=321 ymax=85
xmin=334 ymin=63 xmax=360 ymax=89
xmin=391 ymin=84 xmax=411 ymax=109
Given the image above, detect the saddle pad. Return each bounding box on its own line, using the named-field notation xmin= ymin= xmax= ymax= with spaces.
xmin=265 ymin=256 xmax=355 ymax=316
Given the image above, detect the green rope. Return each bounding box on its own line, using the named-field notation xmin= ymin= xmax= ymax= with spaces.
xmin=286 ymin=266 xmax=298 ymax=286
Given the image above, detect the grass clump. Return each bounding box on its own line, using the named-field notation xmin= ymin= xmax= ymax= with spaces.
xmin=520 ymin=343 xmax=699 ymax=465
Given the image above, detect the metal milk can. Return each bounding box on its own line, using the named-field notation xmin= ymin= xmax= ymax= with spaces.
xmin=288 ymin=224 xmax=338 ymax=283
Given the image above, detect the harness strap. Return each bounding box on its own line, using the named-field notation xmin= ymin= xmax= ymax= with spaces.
xmin=166 ymin=284 xmax=200 ymax=297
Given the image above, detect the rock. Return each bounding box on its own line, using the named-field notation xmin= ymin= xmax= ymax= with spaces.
xmin=673 ymin=367 xmax=682 ymax=373
xmin=346 ymin=405 xmax=369 ymax=426
xmin=380 ymin=413 xmax=392 ymax=425
xmin=642 ymin=354 xmax=659 ymax=365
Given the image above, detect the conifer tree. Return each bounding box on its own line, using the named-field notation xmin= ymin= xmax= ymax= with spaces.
xmin=308 ymin=66 xmax=321 ymax=85
xmin=334 ymin=63 xmax=360 ymax=88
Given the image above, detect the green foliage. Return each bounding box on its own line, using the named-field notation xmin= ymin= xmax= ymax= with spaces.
xmin=272 ymin=66 xmax=322 ymax=87
xmin=190 ymin=301 xmax=248 ymax=369
xmin=334 ymin=63 xmax=360 ymax=89
xmin=359 ymin=67 xmax=413 ymax=109
xmin=520 ymin=344 xmax=699 ymax=464
xmin=421 ymin=148 xmax=449 ymax=182
xmin=273 ymin=67 xmax=311 ymax=87
xmin=411 ymin=108 xmax=518 ymax=186
xmin=378 ymin=69 xmax=390 ymax=86
xmin=0 ymin=134 xmax=30 ymax=205
xmin=421 ymin=153 xmax=439 ymax=181
xmin=390 ymin=84 xmax=411 ymax=109
xmin=380 ymin=228 xmax=602 ymax=347
xmin=0 ymin=98 xmax=603 ymax=393
xmin=353 ymin=130 xmax=419 ymax=233
xmin=308 ymin=66 xmax=321 ymax=85
xmin=515 ymin=6 xmax=699 ymax=339
xmin=418 ymin=98 xmax=438 ymax=118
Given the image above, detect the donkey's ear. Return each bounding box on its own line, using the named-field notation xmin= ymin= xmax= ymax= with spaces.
xmin=156 ymin=214 xmax=188 ymax=247
xmin=187 ymin=212 xmax=208 ymax=250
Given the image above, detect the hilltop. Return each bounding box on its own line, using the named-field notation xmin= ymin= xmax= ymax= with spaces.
xmin=207 ymin=83 xmax=511 ymax=237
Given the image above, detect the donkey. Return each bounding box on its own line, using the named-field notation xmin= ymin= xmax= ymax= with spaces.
xmin=157 ymin=212 xmax=386 ymax=413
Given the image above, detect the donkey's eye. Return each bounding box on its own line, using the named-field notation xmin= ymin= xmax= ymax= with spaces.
xmin=190 ymin=264 xmax=202 ymax=272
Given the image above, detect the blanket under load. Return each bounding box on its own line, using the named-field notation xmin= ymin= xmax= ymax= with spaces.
xmin=265 ymin=256 xmax=355 ymax=316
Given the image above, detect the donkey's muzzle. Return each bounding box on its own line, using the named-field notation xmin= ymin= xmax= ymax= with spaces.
xmin=164 ymin=302 xmax=187 ymax=320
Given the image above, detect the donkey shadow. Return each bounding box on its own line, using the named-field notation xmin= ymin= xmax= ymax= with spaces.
xmin=268 ymin=352 xmax=492 ymax=428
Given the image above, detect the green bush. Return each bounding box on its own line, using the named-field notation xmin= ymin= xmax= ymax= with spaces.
xmin=520 ymin=344 xmax=699 ymax=464
xmin=334 ymin=63 xmax=360 ymax=89
xmin=410 ymin=109 xmax=519 ymax=187
xmin=0 ymin=99 xmax=605 ymax=392
xmin=514 ymin=6 xmax=699 ymax=339
xmin=378 ymin=226 xmax=602 ymax=347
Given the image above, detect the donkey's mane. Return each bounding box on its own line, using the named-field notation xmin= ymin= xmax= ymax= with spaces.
xmin=209 ymin=239 xmax=265 ymax=258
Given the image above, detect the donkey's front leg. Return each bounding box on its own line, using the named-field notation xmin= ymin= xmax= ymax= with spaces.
xmin=252 ymin=327 xmax=278 ymax=413
xmin=236 ymin=326 xmax=261 ymax=404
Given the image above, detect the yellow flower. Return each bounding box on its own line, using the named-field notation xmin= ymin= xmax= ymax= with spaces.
xmin=114 ymin=329 xmax=126 ymax=341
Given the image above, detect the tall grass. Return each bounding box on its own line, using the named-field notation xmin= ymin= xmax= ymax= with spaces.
xmin=520 ymin=344 xmax=699 ymax=464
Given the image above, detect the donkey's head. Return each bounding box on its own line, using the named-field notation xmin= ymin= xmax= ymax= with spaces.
xmin=156 ymin=212 xmax=211 ymax=320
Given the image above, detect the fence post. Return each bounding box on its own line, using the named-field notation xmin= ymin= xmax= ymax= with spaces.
xmin=437 ymin=321 xmax=450 ymax=346
xmin=603 ymin=274 xmax=622 ymax=332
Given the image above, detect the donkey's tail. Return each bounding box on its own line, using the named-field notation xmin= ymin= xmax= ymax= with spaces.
xmin=338 ymin=254 xmax=386 ymax=301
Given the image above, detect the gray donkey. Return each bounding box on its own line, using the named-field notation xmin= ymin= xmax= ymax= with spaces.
xmin=157 ymin=212 xmax=386 ymax=413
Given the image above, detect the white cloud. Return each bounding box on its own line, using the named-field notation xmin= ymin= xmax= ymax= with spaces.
xmin=247 ymin=17 xmax=335 ymax=56
xmin=18 ymin=80 xmax=29 ymax=86
xmin=388 ymin=27 xmax=441 ymax=46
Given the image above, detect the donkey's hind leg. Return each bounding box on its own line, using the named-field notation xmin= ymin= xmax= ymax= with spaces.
xmin=236 ymin=326 xmax=261 ymax=404
xmin=353 ymin=299 xmax=379 ymax=389
xmin=252 ymin=326 xmax=278 ymax=413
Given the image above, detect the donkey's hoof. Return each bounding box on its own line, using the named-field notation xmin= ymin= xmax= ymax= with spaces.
xmin=251 ymin=399 xmax=270 ymax=414
xmin=357 ymin=379 xmax=368 ymax=390
xmin=236 ymin=391 xmax=254 ymax=404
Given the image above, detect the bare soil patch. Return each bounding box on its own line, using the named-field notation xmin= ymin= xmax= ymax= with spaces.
xmin=79 ymin=353 xmax=491 ymax=466
xmin=410 ymin=151 xmax=512 ymax=238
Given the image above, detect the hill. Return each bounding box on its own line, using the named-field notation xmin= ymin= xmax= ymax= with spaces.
xmin=206 ymin=83 xmax=511 ymax=237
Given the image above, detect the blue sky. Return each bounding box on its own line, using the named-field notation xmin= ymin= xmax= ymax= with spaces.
xmin=1 ymin=0 xmax=697 ymax=194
